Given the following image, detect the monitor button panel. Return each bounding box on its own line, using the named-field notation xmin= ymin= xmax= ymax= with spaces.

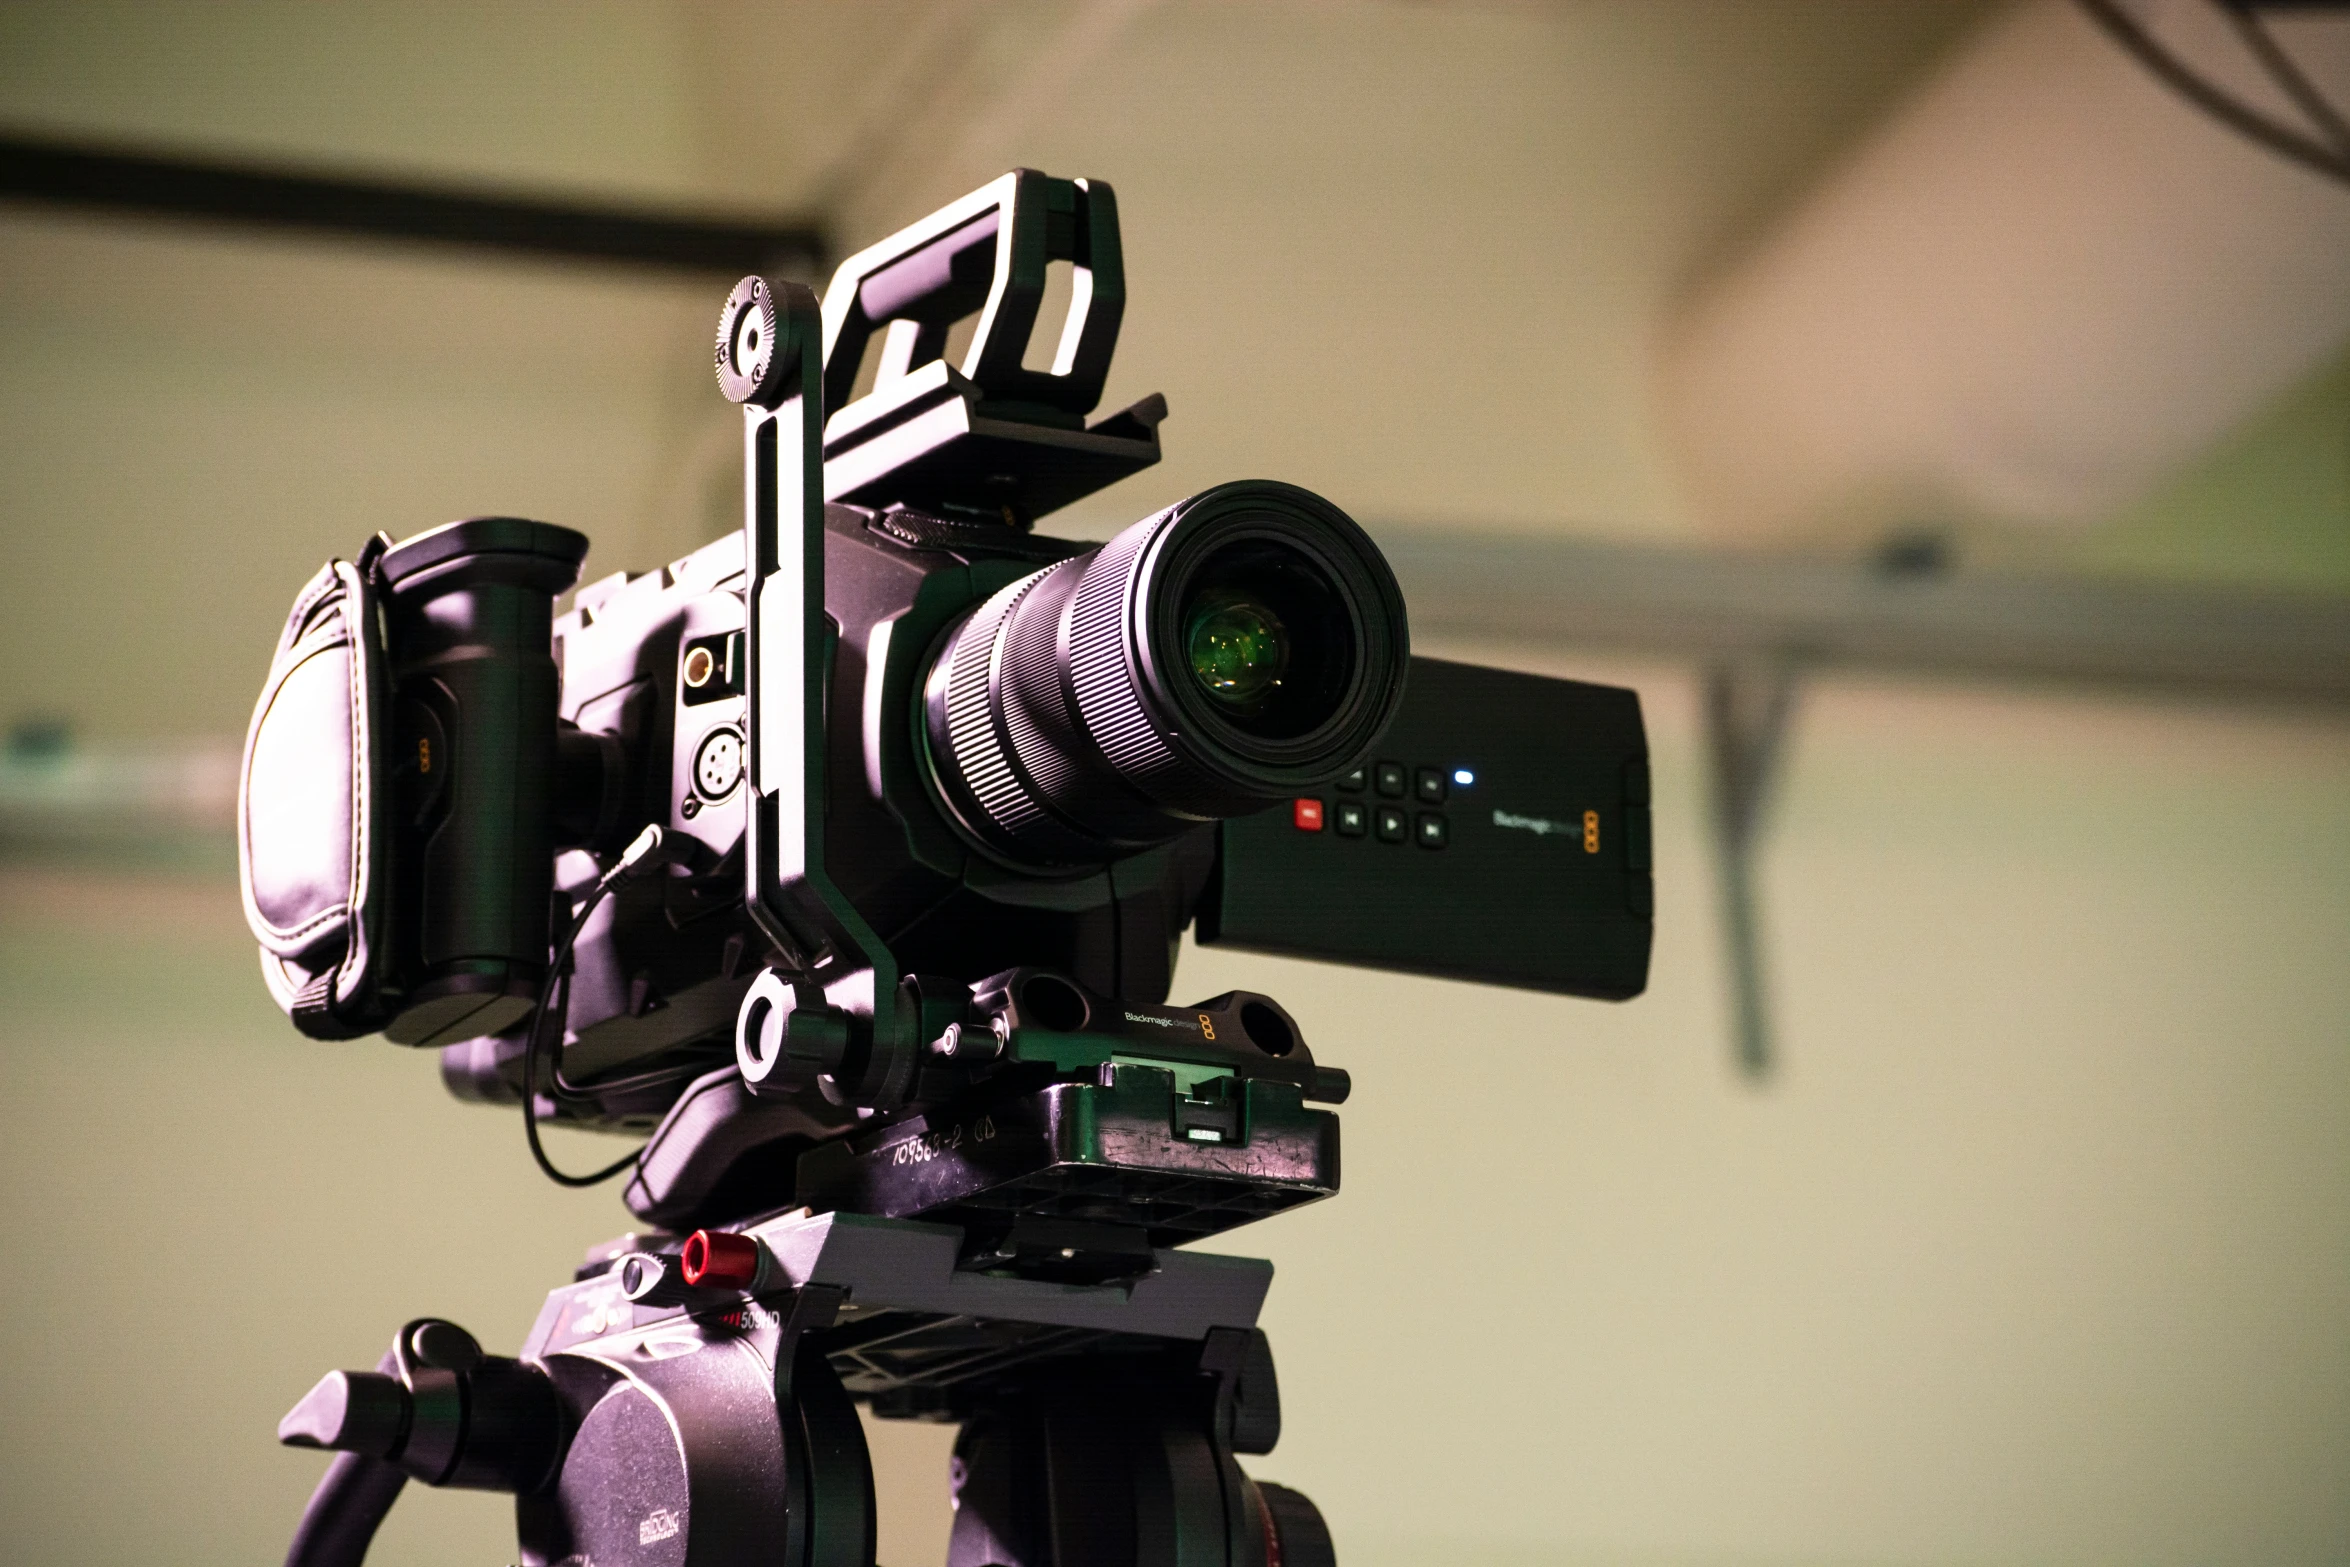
xmin=1202 ymin=656 xmax=1652 ymax=1000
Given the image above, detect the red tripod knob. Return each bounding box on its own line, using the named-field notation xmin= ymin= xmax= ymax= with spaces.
xmin=679 ymin=1229 xmax=763 ymax=1289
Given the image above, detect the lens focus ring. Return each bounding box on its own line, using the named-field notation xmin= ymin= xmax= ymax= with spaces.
xmin=934 ymin=565 xmax=1081 ymax=856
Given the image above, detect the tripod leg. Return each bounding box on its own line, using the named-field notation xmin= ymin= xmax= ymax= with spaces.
xmin=946 ymin=1406 xmax=1225 ymax=1567
xmin=790 ymin=1338 xmax=877 ymax=1567
xmin=943 ymin=1390 xmax=1270 ymax=1566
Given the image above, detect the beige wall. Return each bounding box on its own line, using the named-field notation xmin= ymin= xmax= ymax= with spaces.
xmin=2 ymin=4 xmax=2346 ymax=1564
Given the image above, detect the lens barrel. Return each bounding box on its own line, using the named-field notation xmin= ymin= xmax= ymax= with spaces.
xmin=923 ymin=481 xmax=1407 ymax=868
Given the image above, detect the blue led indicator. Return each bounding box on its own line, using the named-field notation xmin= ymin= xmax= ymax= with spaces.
xmin=1453 ymin=768 xmax=1475 ymax=786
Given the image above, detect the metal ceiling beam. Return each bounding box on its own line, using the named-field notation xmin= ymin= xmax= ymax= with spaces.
xmin=1377 ymin=526 xmax=2349 ymax=1077
xmin=1378 ymin=528 xmax=2350 ymax=708
xmin=0 ymin=131 xmax=828 ymax=276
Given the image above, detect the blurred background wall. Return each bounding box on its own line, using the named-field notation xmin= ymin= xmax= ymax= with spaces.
xmin=0 ymin=3 xmax=2345 ymax=1564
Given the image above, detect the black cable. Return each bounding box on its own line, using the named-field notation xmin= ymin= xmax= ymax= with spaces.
xmin=2074 ymin=0 xmax=2350 ymax=187
xmin=551 ymin=1052 xmax=712 ymax=1100
xmin=521 ymin=825 xmax=671 ymax=1188
xmin=2222 ymin=1 xmax=2350 ymax=155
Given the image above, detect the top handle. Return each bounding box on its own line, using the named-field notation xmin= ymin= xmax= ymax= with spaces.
xmin=819 ymin=169 xmax=1125 ymax=421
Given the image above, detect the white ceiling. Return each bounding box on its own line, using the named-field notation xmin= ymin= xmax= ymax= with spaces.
xmin=1 ymin=0 xmax=1991 ymax=549
xmin=0 ymin=0 xmax=2194 ymax=740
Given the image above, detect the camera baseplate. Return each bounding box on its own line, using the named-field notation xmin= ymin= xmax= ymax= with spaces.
xmin=546 ymin=1207 xmax=1274 ymax=1400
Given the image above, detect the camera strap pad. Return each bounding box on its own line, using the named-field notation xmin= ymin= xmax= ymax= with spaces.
xmin=238 ymin=543 xmax=393 ymax=1039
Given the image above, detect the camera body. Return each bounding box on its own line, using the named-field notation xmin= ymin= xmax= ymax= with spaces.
xmin=468 ymin=497 xmax=1243 ymax=1119
xmin=238 ymin=169 xmax=1652 ymax=1249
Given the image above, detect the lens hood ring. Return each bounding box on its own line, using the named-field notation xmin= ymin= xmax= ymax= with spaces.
xmin=1067 ymin=482 xmax=1406 ymax=812
xmin=1135 ymin=499 xmax=1397 ymax=766
xmin=921 ymin=481 xmax=1408 ymax=868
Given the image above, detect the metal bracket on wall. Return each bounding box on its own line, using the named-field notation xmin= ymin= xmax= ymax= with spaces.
xmin=1703 ymin=658 xmax=1802 ymax=1079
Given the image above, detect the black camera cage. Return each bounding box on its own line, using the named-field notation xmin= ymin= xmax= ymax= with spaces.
xmin=730 ymin=170 xmax=1157 ymax=1111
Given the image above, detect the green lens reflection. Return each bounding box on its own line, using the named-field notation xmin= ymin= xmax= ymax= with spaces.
xmin=1184 ymin=590 xmax=1289 ymax=709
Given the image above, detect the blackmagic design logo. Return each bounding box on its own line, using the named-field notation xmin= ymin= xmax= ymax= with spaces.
xmin=1494 ymin=807 xmax=1602 ymax=853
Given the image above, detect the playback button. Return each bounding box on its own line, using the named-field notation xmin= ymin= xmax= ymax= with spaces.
xmin=1415 ymin=812 xmax=1448 ymax=849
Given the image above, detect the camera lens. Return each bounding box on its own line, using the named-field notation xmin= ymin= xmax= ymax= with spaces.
xmin=923 ymin=481 xmax=1407 ymax=869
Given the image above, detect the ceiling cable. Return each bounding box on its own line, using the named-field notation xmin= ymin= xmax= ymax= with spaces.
xmin=2221 ymin=0 xmax=2350 ymax=155
xmin=2073 ymin=0 xmax=2350 ymax=187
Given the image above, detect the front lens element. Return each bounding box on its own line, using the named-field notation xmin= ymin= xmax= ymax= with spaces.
xmin=1171 ymin=539 xmax=1356 ymax=740
xmin=1185 ymin=589 xmax=1289 ymax=711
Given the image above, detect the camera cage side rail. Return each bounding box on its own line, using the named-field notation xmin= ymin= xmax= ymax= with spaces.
xmin=722 ymin=275 xmax=907 ymax=1100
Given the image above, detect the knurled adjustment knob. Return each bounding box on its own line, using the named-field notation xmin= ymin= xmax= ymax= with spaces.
xmin=715 ymin=276 xmax=813 ymax=408
xmin=736 ymin=967 xmax=853 ymax=1098
xmin=612 ymin=1251 xmax=696 ymax=1307
xmin=277 ymin=1317 xmax=557 ymax=1495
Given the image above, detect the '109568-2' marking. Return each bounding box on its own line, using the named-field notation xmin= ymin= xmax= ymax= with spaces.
xmin=889 ymin=1115 xmax=998 ymax=1166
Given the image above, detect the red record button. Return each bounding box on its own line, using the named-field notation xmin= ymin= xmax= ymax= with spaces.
xmin=1293 ymin=798 xmax=1325 ymax=832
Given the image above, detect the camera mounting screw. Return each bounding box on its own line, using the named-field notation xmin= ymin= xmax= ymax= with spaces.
xmin=929 ymin=1018 xmax=1005 ymax=1062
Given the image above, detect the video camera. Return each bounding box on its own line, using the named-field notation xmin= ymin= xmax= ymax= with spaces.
xmin=241 ymin=171 xmax=1651 ymax=1567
